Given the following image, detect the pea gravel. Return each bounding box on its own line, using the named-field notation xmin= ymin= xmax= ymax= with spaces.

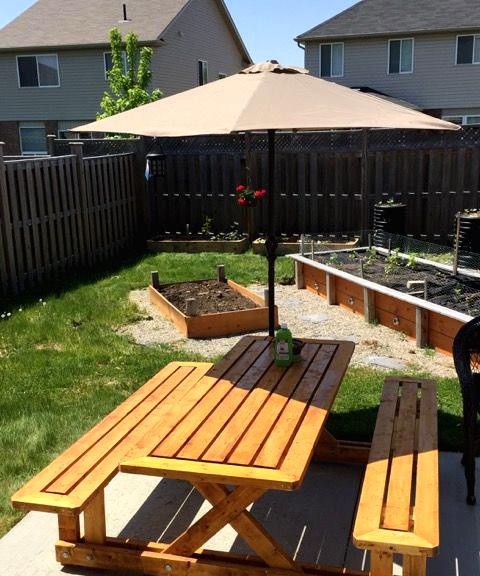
xmin=119 ymin=284 xmax=456 ymax=378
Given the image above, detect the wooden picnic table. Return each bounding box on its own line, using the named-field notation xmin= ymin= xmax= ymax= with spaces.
xmin=14 ymin=335 xmax=363 ymax=576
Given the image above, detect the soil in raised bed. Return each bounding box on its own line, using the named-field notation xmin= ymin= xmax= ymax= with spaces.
xmin=158 ymin=280 xmax=259 ymax=315
xmin=315 ymin=251 xmax=480 ymax=317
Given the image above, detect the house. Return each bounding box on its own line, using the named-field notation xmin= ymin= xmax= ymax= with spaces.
xmin=295 ymin=0 xmax=480 ymax=124
xmin=0 ymin=0 xmax=251 ymax=155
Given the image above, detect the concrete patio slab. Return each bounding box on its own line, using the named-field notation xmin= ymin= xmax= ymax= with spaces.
xmin=1 ymin=453 xmax=479 ymax=576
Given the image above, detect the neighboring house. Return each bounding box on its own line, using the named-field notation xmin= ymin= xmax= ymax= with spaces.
xmin=0 ymin=0 xmax=251 ymax=155
xmin=295 ymin=0 xmax=480 ymax=125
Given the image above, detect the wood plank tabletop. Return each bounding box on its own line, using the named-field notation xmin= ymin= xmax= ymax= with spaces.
xmin=121 ymin=335 xmax=354 ymax=491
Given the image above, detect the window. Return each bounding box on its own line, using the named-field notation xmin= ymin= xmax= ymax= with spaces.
xmin=17 ymin=54 xmax=59 ymax=87
xmin=388 ymin=39 xmax=413 ymax=73
xmin=19 ymin=122 xmax=47 ymax=155
xmin=456 ymin=35 xmax=480 ymax=64
xmin=57 ymin=120 xmax=94 ymax=140
xmin=320 ymin=43 xmax=344 ymax=77
xmin=443 ymin=115 xmax=480 ymax=126
xmin=198 ymin=60 xmax=208 ymax=85
xmin=104 ymin=51 xmax=127 ymax=79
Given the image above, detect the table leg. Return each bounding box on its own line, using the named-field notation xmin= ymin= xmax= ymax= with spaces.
xmin=195 ymin=482 xmax=301 ymax=572
xmin=164 ymin=485 xmax=264 ymax=557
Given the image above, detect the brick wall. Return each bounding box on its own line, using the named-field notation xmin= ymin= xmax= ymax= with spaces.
xmin=0 ymin=121 xmax=21 ymax=155
xmin=0 ymin=120 xmax=58 ymax=156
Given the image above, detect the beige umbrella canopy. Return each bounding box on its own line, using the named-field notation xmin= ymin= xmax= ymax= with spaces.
xmin=75 ymin=61 xmax=459 ymax=336
xmin=76 ymin=60 xmax=457 ymax=136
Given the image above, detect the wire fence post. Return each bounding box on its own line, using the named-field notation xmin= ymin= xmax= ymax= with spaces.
xmin=453 ymin=213 xmax=460 ymax=276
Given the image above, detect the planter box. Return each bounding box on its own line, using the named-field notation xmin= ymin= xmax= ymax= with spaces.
xmin=252 ymin=237 xmax=359 ymax=256
xmin=149 ymin=279 xmax=278 ymax=338
xmin=292 ymin=253 xmax=472 ymax=355
xmin=252 ymin=239 xmax=300 ymax=256
xmin=147 ymin=236 xmax=249 ymax=254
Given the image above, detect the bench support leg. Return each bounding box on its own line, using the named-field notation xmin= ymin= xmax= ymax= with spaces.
xmin=83 ymin=490 xmax=106 ymax=544
xmin=58 ymin=513 xmax=80 ymax=542
xmin=371 ymin=550 xmax=393 ymax=576
xmin=403 ymin=555 xmax=426 ymax=576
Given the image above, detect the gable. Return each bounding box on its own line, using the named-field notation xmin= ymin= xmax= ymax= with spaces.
xmin=297 ymin=0 xmax=480 ymax=41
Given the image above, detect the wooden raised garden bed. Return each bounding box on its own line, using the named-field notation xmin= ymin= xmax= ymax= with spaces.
xmin=147 ymin=235 xmax=249 ymax=254
xmin=292 ymin=249 xmax=474 ymax=355
xmin=252 ymin=236 xmax=359 ymax=256
xmin=148 ymin=270 xmax=278 ymax=338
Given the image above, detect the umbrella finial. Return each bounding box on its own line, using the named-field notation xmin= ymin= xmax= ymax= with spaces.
xmin=241 ymin=61 xmax=309 ymax=75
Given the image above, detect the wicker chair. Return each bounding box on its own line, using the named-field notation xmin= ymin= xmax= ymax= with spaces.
xmin=453 ymin=316 xmax=480 ymax=505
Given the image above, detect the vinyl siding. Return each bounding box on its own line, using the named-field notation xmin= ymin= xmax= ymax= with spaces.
xmin=304 ymin=32 xmax=480 ymax=111
xmin=0 ymin=0 xmax=248 ymax=121
xmin=0 ymin=49 xmax=109 ymax=121
xmin=151 ymin=0 xmax=247 ymax=96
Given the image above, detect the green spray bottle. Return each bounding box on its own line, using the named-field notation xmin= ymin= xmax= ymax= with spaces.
xmin=274 ymin=323 xmax=294 ymax=367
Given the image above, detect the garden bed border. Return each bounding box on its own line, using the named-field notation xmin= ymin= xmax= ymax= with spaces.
xmin=148 ymin=277 xmax=278 ymax=338
xmin=146 ymin=236 xmax=249 ymax=254
xmin=291 ymin=252 xmax=472 ymax=355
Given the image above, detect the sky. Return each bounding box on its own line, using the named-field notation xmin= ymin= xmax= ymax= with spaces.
xmin=0 ymin=0 xmax=359 ymax=66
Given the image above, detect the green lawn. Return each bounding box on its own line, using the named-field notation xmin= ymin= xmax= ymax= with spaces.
xmin=0 ymin=252 xmax=462 ymax=537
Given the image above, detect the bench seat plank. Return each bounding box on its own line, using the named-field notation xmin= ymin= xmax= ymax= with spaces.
xmin=414 ymin=380 xmax=439 ymax=549
xmin=11 ymin=362 xmax=213 ymax=512
xmin=352 ymin=380 xmax=399 ymax=537
xmin=382 ymin=380 xmax=418 ymax=531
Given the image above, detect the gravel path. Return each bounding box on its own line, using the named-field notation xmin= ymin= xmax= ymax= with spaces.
xmin=118 ymin=284 xmax=456 ymax=378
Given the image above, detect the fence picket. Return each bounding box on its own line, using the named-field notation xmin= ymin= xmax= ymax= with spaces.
xmin=3 ymin=127 xmax=480 ymax=296
xmin=0 ymin=145 xmax=16 ymax=294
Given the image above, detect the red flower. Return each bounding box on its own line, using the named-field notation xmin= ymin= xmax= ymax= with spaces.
xmin=254 ymin=189 xmax=267 ymax=199
xmin=237 ymin=197 xmax=248 ymax=206
xmin=235 ymin=185 xmax=246 ymax=192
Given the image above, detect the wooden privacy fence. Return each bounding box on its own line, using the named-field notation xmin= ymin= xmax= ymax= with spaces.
xmin=0 ymin=143 xmax=138 ymax=296
xmin=147 ymin=135 xmax=480 ymax=241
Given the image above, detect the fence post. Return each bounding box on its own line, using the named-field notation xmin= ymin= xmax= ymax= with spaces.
xmin=360 ymin=129 xmax=369 ymax=232
xmin=134 ymin=136 xmax=150 ymax=246
xmin=47 ymin=134 xmax=56 ymax=156
xmin=0 ymin=142 xmax=17 ymax=295
xmin=69 ymin=142 xmax=93 ymax=266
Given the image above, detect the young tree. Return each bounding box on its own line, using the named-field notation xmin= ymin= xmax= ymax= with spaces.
xmin=97 ymin=28 xmax=162 ymax=119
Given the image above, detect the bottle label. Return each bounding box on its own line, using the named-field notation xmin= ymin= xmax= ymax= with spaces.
xmin=276 ymin=341 xmax=289 ymax=359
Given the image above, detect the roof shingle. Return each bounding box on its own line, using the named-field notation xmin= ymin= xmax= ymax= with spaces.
xmin=296 ymin=0 xmax=480 ymax=41
xmin=0 ymin=0 xmax=191 ymax=49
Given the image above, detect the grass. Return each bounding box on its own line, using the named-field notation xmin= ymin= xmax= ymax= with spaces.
xmin=0 ymin=251 xmax=462 ymax=537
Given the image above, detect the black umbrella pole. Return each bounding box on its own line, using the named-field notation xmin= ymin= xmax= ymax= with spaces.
xmin=266 ymin=129 xmax=277 ymax=338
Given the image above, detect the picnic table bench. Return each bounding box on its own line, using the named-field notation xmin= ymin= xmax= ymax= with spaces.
xmin=13 ymin=335 xmax=364 ymax=576
xmin=353 ymin=377 xmax=439 ymax=576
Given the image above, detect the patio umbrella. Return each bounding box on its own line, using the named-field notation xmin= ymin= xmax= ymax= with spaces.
xmin=74 ymin=60 xmax=459 ymax=337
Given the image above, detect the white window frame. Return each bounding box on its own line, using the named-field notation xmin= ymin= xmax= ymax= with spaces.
xmin=103 ymin=51 xmax=127 ymax=80
xmin=319 ymin=42 xmax=344 ymax=78
xmin=16 ymin=54 xmax=60 ymax=88
xmin=455 ymin=34 xmax=480 ymax=65
xmin=387 ymin=38 xmax=414 ymax=74
xmin=58 ymin=129 xmax=95 ymax=140
xmin=198 ymin=60 xmax=208 ymax=85
xmin=19 ymin=123 xmax=48 ymax=156
xmin=443 ymin=114 xmax=480 ymax=126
